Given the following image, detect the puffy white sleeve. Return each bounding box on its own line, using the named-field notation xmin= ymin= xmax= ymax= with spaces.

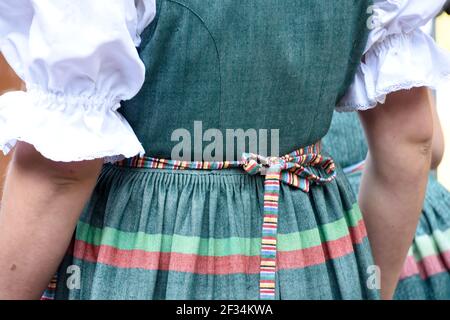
xmin=0 ymin=0 xmax=156 ymax=162
xmin=337 ymin=0 xmax=450 ymax=112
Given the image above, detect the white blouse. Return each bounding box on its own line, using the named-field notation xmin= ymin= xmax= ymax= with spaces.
xmin=337 ymin=0 xmax=450 ymax=111
xmin=0 ymin=0 xmax=449 ymax=162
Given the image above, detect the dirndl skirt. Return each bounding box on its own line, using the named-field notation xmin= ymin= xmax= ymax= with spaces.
xmin=46 ymin=163 xmax=379 ymax=300
xmin=346 ymin=172 xmax=450 ymax=300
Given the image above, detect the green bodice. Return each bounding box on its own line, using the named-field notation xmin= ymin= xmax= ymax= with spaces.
xmin=120 ymin=0 xmax=371 ymax=160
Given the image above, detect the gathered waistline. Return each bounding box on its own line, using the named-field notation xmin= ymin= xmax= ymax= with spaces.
xmin=109 ymin=165 xmax=251 ymax=176
xmin=114 ymin=141 xmax=336 ymax=300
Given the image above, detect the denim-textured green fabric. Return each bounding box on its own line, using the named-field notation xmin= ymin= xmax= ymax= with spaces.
xmin=323 ymin=112 xmax=368 ymax=168
xmin=121 ymin=0 xmax=371 ymax=159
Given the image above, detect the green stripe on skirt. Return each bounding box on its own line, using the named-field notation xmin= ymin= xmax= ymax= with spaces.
xmin=50 ymin=165 xmax=379 ymax=300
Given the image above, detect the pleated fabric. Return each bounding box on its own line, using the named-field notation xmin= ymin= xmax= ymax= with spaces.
xmin=47 ymin=164 xmax=378 ymax=300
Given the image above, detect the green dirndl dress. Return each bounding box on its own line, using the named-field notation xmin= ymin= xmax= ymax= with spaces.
xmin=324 ymin=112 xmax=450 ymax=300
xmin=44 ymin=0 xmax=379 ymax=300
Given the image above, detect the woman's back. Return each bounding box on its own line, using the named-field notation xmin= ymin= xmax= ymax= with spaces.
xmin=121 ymin=0 xmax=371 ymax=160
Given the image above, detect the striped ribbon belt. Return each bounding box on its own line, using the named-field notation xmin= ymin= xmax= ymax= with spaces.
xmin=115 ymin=141 xmax=337 ymax=300
xmin=343 ymin=160 xmax=366 ymax=175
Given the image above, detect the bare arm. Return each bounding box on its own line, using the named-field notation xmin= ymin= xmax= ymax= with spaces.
xmin=429 ymin=90 xmax=445 ymax=169
xmin=358 ymin=87 xmax=433 ymax=299
xmin=0 ymin=142 xmax=102 ymax=299
xmin=0 ymin=154 xmax=11 ymax=198
xmin=0 ymin=54 xmax=24 ymax=95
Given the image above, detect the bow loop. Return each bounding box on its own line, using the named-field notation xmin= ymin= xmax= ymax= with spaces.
xmin=241 ymin=153 xmax=285 ymax=176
